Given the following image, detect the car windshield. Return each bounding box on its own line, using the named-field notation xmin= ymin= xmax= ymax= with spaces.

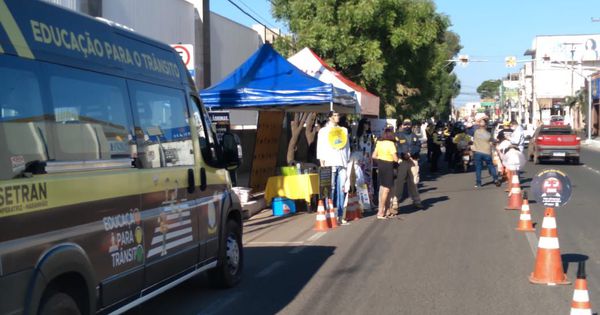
xmin=540 ymin=128 xmax=573 ymax=135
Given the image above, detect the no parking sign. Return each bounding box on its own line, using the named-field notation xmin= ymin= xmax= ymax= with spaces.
xmin=531 ymin=169 xmax=572 ymax=208
xmin=171 ymin=44 xmax=195 ymax=77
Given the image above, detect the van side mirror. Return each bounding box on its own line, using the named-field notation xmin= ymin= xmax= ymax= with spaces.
xmin=221 ymin=132 xmax=241 ymax=170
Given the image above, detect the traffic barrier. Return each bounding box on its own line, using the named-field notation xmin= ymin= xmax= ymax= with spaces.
xmin=529 ymin=207 xmax=569 ymax=285
xmin=327 ymin=198 xmax=339 ymax=229
xmin=570 ymin=261 xmax=592 ymax=315
xmin=516 ymin=192 xmax=535 ymax=232
xmin=505 ymin=173 xmax=523 ymax=210
xmin=313 ymin=200 xmax=330 ymax=231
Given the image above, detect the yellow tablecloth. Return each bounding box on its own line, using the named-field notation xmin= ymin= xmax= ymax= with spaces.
xmin=264 ymin=173 xmax=319 ymax=205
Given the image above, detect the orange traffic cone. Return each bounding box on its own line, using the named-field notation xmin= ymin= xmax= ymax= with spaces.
xmin=504 ymin=169 xmax=512 ymax=192
xmin=505 ymin=173 xmax=523 ymax=210
xmin=516 ymin=192 xmax=535 ymax=232
xmin=529 ymin=207 xmax=569 ymax=285
xmin=570 ymin=261 xmax=592 ymax=315
xmin=348 ymin=193 xmax=361 ymax=221
xmin=313 ymin=200 xmax=329 ymax=231
xmin=344 ymin=194 xmax=356 ymax=221
xmin=327 ymin=199 xmax=339 ymax=229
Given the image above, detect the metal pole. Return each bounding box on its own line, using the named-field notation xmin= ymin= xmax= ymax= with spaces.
xmin=588 ymin=74 xmax=593 ymax=141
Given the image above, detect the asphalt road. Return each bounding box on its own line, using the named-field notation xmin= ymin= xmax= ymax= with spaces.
xmin=125 ymin=145 xmax=600 ymax=315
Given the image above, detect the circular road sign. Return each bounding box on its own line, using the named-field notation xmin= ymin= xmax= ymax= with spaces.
xmin=172 ymin=45 xmax=192 ymax=67
xmin=531 ymin=169 xmax=572 ymax=208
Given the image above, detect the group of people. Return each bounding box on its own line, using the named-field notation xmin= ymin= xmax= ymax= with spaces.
xmin=315 ymin=110 xmax=526 ymax=224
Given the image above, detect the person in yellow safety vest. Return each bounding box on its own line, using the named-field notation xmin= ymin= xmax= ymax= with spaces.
xmin=452 ymin=124 xmax=472 ymax=172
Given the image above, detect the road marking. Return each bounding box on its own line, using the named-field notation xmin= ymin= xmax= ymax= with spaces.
xmin=584 ymin=165 xmax=600 ymax=175
xmin=288 ymin=246 xmax=306 ymax=254
xmin=196 ymin=291 xmax=242 ymax=315
xmin=525 ymin=232 xmax=538 ymax=257
xmin=255 ymin=260 xmax=285 ymax=278
xmin=287 ymin=231 xmax=328 ymax=255
xmin=246 ymin=241 xmax=304 ymax=246
xmin=306 ymin=232 xmax=327 ymax=243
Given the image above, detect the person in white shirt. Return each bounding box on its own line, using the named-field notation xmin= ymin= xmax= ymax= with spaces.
xmin=317 ymin=111 xmax=350 ymax=222
xmin=509 ymin=120 xmax=525 ymax=152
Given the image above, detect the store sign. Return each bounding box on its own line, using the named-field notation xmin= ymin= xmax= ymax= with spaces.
xmin=319 ymin=167 xmax=332 ymax=200
xmin=208 ymin=111 xmax=230 ymax=142
xmin=531 ymin=169 xmax=572 ymax=208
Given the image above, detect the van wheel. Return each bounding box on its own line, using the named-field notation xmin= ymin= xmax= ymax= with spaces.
xmin=209 ymin=220 xmax=243 ymax=288
xmin=39 ymin=291 xmax=81 ymax=315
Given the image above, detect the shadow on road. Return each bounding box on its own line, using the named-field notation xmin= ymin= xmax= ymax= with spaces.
xmin=127 ymin=246 xmax=336 ymax=315
xmin=561 ymin=253 xmax=589 ymax=274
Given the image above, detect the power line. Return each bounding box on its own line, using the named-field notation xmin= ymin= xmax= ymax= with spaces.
xmin=236 ymin=0 xmax=279 ymax=31
xmin=226 ymin=0 xmax=279 ymax=37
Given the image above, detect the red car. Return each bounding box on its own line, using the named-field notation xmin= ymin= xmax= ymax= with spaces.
xmin=527 ymin=125 xmax=581 ymax=164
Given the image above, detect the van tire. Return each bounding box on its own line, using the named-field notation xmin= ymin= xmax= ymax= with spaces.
xmin=39 ymin=291 xmax=81 ymax=315
xmin=209 ymin=220 xmax=243 ymax=288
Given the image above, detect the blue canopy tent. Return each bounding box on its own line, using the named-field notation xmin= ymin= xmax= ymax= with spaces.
xmin=200 ymin=44 xmax=357 ymax=113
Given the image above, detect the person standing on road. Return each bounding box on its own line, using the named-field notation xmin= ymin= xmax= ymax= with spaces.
xmin=430 ymin=122 xmax=444 ymax=173
xmin=317 ymin=111 xmax=350 ymax=219
xmin=392 ymin=119 xmax=424 ymax=214
xmin=472 ymin=118 xmax=501 ymax=188
xmin=509 ymin=120 xmax=525 ymax=152
xmin=426 ymin=119 xmax=435 ymax=163
xmin=372 ymin=126 xmax=398 ymax=219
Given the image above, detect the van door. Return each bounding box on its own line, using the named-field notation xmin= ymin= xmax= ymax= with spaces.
xmin=127 ymin=81 xmax=202 ymax=287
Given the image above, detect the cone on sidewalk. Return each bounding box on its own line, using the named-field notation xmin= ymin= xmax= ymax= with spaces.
xmin=326 ymin=198 xmax=339 ymax=229
xmin=505 ymin=173 xmax=523 ymax=210
xmin=516 ymin=191 xmax=535 ymax=232
xmin=570 ymin=261 xmax=592 ymax=315
xmin=529 ymin=207 xmax=569 ymax=285
xmin=313 ymin=200 xmax=330 ymax=231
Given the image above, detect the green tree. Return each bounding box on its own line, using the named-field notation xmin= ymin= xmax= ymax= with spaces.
xmin=476 ymin=79 xmax=501 ymax=99
xmin=271 ymin=0 xmax=461 ymax=119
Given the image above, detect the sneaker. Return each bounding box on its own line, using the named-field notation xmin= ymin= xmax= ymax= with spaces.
xmin=341 ymin=219 xmax=350 ymax=225
xmin=494 ymin=179 xmax=502 ymax=187
xmin=474 ymin=184 xmax=481 ymax=188
xmin=376 ymin=215 xmax=387 ymax=220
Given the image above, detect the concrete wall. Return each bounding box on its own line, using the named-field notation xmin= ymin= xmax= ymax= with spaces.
xmin=210 ymin=12 xmax=262 ymax=84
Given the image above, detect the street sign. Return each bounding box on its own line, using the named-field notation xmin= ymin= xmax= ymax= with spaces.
xmin=531 ymin=169 xmax=572 ymax=208
xmin=171 ymin=44 xmax=195 ymax=78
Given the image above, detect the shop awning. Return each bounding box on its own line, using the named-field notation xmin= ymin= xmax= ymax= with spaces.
xmin=200 ymin=44 xmax=357 ymax=113
xmin=288 ymin=47 xmax=380 ymax=117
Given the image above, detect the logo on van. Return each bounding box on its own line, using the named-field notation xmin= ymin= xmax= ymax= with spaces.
xmin=0 ymin=182 xmax=48 ymax=216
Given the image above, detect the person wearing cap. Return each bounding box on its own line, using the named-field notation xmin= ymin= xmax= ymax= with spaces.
xmin=317 ymin=111 xmax=350 ymax=221
xmin=472 ymin=118 xmax=501 ymax=188
xmin=392 ymin=119 xmax=424 ymax=213
xmin=372 ymin=126 xmax=398 ymax=219
xmin=509 ymin=120 xmax=525 ymax=152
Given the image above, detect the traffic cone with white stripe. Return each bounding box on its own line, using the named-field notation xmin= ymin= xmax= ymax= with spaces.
xmin=529 ymin=207 xmax=569 ymax=285
xmin=313 ymin=200 xmax=329 ymax=231
xmin=516 ymin=191 xmax=535 ymax=232
xmin=505 ymin=173 xmax=523 ymax=210
xmin=345 ymin=193 xmax=359 ymax=221
xmin=570 ymin=261 xmax=592 ymax=315
xmin=327 ymin=198 xmax=339 ymax=229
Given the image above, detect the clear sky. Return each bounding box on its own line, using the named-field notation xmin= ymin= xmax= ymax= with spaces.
xmin=211 ymin=0 xmax=600 ymax=107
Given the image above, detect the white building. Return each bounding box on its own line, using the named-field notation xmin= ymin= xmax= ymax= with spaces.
xmin=525 ymin=34 xmax=600 ymax=128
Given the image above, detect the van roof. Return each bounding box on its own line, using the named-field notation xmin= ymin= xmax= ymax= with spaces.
xmin=0 ymin=0 xmax=190 ymax=88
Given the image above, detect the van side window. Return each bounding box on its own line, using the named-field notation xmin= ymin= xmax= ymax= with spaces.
xmin=189 ymin=96 xmax=221 ymax=166
xmin=130 ymin=82 xmax=194 ymax=168
xmin=0 ymin=57 xmax=46 ymax=180
xmin=47 ymin=64 xmax=134 ymax=162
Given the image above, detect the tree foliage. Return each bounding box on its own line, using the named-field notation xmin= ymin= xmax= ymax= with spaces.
xmin=476 ymin=80 xmax=502 ymax=99
xmin=271 ymin=0 xmax=461 ymax=119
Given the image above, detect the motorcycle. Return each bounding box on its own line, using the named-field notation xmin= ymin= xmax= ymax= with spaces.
xmin=460 ymin=147 xmax=471 ymax=172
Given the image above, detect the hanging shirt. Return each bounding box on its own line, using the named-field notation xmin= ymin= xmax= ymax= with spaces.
xmin=317 ymin=123 xmax=350 ymax=167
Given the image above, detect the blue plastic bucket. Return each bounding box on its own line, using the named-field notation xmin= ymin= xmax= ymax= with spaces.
xmin=272 ymin=197 xmax=296 ymax=216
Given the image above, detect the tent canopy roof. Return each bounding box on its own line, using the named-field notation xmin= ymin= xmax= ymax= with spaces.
xmin=200 ymin=44 xmax=357 ymax=112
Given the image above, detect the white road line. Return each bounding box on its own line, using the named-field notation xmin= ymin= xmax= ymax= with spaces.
xmin=306 ymin=231 xmax=327 ymax=243
xmin=525 ymin=232 xmax=538 ymax=258
xmin=246 ymin=241 xmax=304 ymax=246
xmin=584 ymin=165 xmax=600 ymax=174
xmin=288 ymin=246 xmax=306 ymax=254
xmin=196 ymin=291 xmax=242 ymax=315
xmin=255 ymin=260 xmax=285 ymax=278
